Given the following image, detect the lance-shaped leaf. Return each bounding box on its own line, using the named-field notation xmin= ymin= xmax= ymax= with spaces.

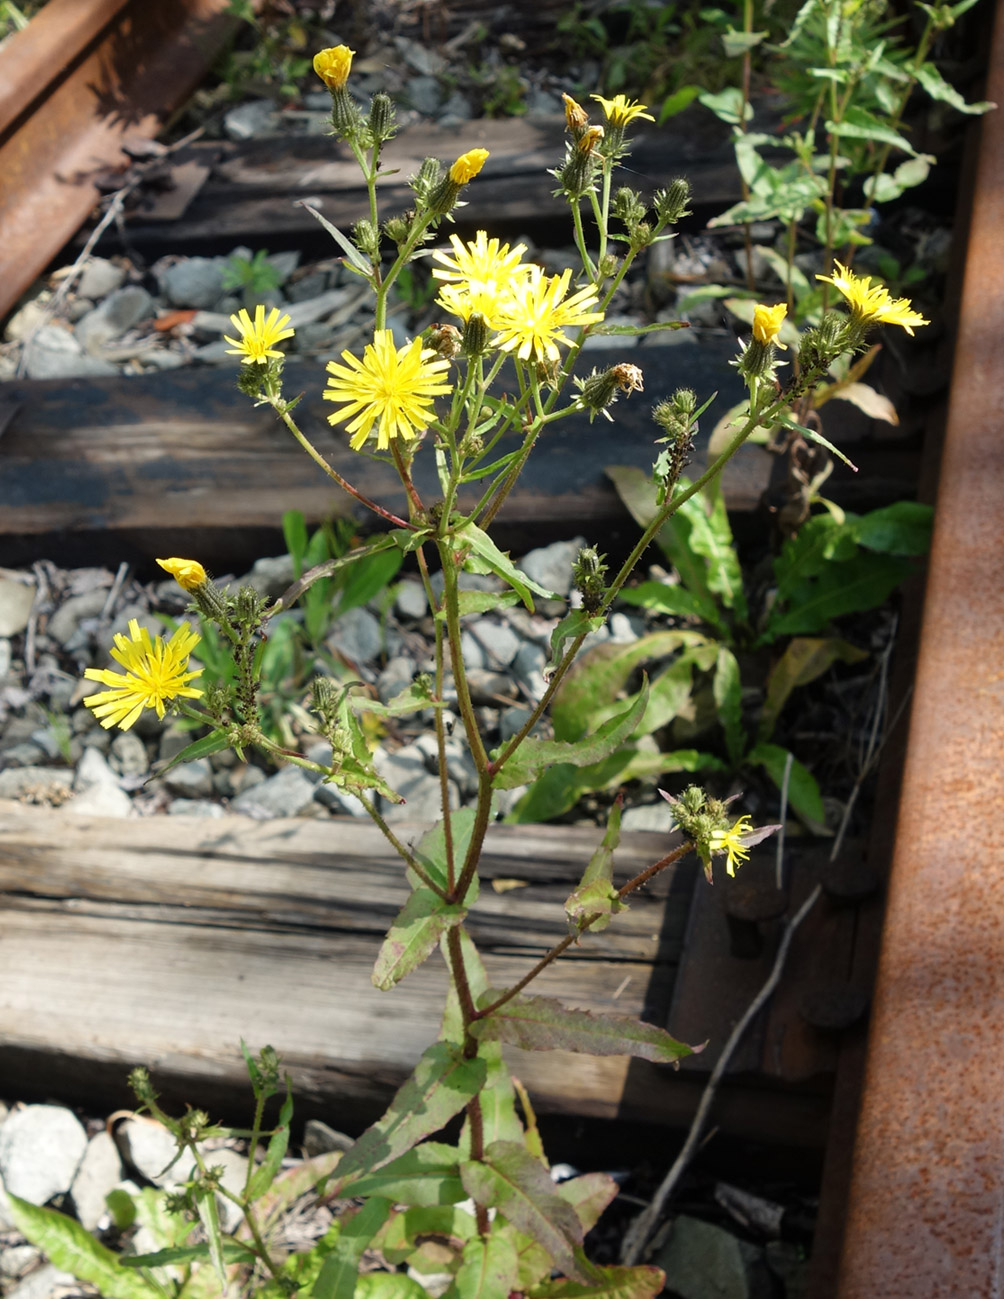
xmin=247 ymin=1080 xmax=294 ymax=1200
xmin=558 ymin=1173 xmax=620 ymax=1234
xmin=461 ymin=1142 xmax=589 ymax=1284
xmin=445 ymin=1233 xmax=521 ymax=1299
xmin=435 ymin=589 xmax=521 ymax=619
xmin=471 ymin=994 xmax=696 ymax=1066
xmin=713 ymin=645 xmax=745 ymax=767
xmin=491 ymin=682 xmax=649 ymax=791
xmin=372 ymin=888 xmax=467 ymax=991
xmin=456 ymin=522 xmax=559 ymax=610
xmin=342 ymin=1142 xmax=465 ymax=1207
xmin=332 ymin=1043 xmax=487 ymax=1193
xmin=121 ymin=1242 xmax=257 ymax=1269
xmin=529 ymin=1264 xmax=666 ymax=1299
xmin=312 ymin=1198 xmax=392 ymax=1299
xmin=7 ymin=1195 xmax=161 ymax=1299
xmin=565 ymin=802 xmax=624 ymax=933
xmin=349 ymin=679 xmax=437 ymax=720
xmin=153 ymin=729 xmax=231 ymax=782
xmin=410 ymin=809 xmax=480 ymax=906
xmin=546 ymin=610 xmax=605 ymax=680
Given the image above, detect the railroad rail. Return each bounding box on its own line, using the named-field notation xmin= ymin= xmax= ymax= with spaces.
xmin=0 ymin=0 xmax=242 ymax=321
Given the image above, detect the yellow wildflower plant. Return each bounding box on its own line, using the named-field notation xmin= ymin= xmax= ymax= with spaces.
xmin=708 ymin=815 xmax=756 ymax=877
xmin=491 ymin=265 xmax=604 ymax=364
xmin=562 ymin=93 xmax=589 ymax=132
xmin=752 ymin=302 xmax=788 ymax=349
xmin=83 ymin=619 xmax=203 ymax=732
xmin=436 ymin=281 xmax=509 ymax=329
xmin=449 ymin=148 xmax=490 ymax=185
xmin=323 ymin=329 xmax=453 ymax=451
xmin=816 ymin=261 xmax=929 ymax=335
xmin=156 ymin=557 xmax=207 ymax=591
xmin=590 ymin=93 xmax=655 ymax=127
xmin=224 ymin=305 xmax=295 ymax=365
xmin=431 ymin=230 xmax=528 ymax=293
xmin=313 ymin=44 xmax=354 ymax=91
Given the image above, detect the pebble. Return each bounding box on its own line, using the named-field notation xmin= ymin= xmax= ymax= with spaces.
xmin=159 ymin=257 xmax=228 ymax=310
xmin=403 ymin=75 xmax=442 ymax=115
xmin=395 ymin=580 xmax=428 ymax=620
xmin=621 ymin=801 xmax=676 ymax=833
xmin=46 ymin=589 xmax=109 ymax=647
xmin=0 ymin=1245 xmax=41 ymax=1280
xmin=375 ymin=743 xmax=458 ymax=822
xmin=302 ymin=1119 xmax=355 ymax=1158
xmin=4 ymin=1264 xmax=77 ymax=1299
xmin=75 ymin=286 xmax=155 ymax=353
xmin=110 ymin=729 xmax=149 ymax=779
xmin=168 ymin=798 xmax=225 ymax=817
xmin=327 ymin=606 xmax=384 ymax=666
xmin=75 ymin=257 xmax=126 ymax=300
xmin=0 ymin=767 xmax=73 ymax=801
xmin=163 ymin=757 xmax=214 ymax=800
xmin=519 ymin=538 xmax=585 ymax=598
xmin=511 ymin=641 xmax=547 ymax=701
xmin=240 ymin=553 xmax=296 ymax=598
xmin=0 ymin=1105 xmax=88 ymax=1205
xmin=232 ymin=763 xmax=318 ymax=818
xmin=114 ymin=1116 xmax=178 ymax=1184
xmin=70 ymin=1131 xmax=123 ymax=1230
xmin=224 ymin=98 xmax=279 ymax=139
xmin=470 ymin=620 xmax=521 ymax=668
xmin=24 ymin=326 xmax=118 ymax=379
xmin=0 ymin=578 xmax=35 ymax=637
xmin=378 ymin=655 xmax=415 ymax=702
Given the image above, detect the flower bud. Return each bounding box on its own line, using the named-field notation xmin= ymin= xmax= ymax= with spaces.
xmin=313 ymin=45 xmax=354 ymax=91
xmin=752 ymin=302 xmax=788 ymax=347
xmin=384 ymin=214 xmax=411 ymax=247
xmin=461 ymin=312 xmax=490 ymax=358
xmin=798 ymin=312 xmax=848 ymax=372
xmin=652 ymin=388 xmax=697 ymax=499
xmin=367 ymin=92 xmax=396 ymax=144
xmin=157 ymin=557 xmax=207 ymax=592
xmin=329 ymin=85 xmax=365 ymax=141
xmin=552 ymin=144 xmax=598 ymax=200
xmin=427 ymin=323 xmax=462 ymax=359
xmin=562 ymin=92 xmax=589 ymax=136
xmin=654 ymin=177 xmax=692 ymax=226
xmin=353 ymin=217 xmax=380 ymax=260
xmin=572 ymin=545 xmax=608 ymax=614
xmin=411 ymin=157 xmax=443 ymax=206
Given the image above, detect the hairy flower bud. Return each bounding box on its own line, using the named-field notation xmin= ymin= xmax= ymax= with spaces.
xmin=552 ymin=143 xmax=598 ymax=200
xmin=573 ymin=545 xmax=608 ymax=614
xmin=383 ymin=213 xmax=412 ymax=247
xmin=654 ymin=177 xmax=692 ymax=226
xmin=367 ymin=92 xmax=396 ymax=144
xmin=352 ymin=218 xmax=380 ymax=260
xmin=461 ymin=312 xmax=490 ymax=358
xmin=652 ymin=387 xmax=697 ymax=500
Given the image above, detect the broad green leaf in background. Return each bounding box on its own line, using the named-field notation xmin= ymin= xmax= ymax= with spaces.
xmin=698 ymin=86 xmax=753 ymax=125
xmin=617 ymin=582 xmax=717 ymax=623
xmin=154 ymin=729 xmax=231 ymax=781
xmin=547 ymin=610 xmax=605 ymax=679
xmin=438 ymin=590 xmax=521 ymax=619
xmin=7 ymin=1195 xmax=161 ymax=1299
xmin=854 ymin=501 xmax=933 ymax=555
xmin=446 ymin=1234 xmax=521 ymax=1299
xmin=461 ymin=1142 xmax=589 ymax=1284
xmin=557 ymin=1174 xmax=620 ymax=1235
xmin=747 ymin=742 xmax=825 ymax=827
xmin=714 ymin=646 xmax=746 ymax=765
xmin=759 ymin=636 xmax=868 ymax=741
xmin=764 ymin=551 xmax=912 ymax=639
xmin=658 ymin=83 xmax=701 ymax=122
xmin=528 ymin=1264 xmax=667 ymax=1299
xmin=193 ymin=1176 xmax=226 ymax=1282
xmin=312 ymin=1198 xmax=392 ymax=1299
xmin=471 ymin=994 xmax=696 ymax=1066
xmin=376 ymin=1205 xmax=477 ymax=1266
xmin=640 ymin=641 xmax=719 ymax=738
xmin=342 ymin=1143 xmax=465 ymax=1207
xmin=827 ymin=105 xmax=919 ymax=154
xmin=121 ymin=1242 xmax=257 ymax=1269
xmin=914 ymin=60 xmax=995 ymax=114
xmin=372 ymin=889 xmax=467 ymax=991
xmin=356 ymin=1273 xmax=429 ymax=1299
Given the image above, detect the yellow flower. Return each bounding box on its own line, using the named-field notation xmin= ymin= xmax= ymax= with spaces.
xmin=223 ymin=305 xmax=295 ymax=365
xmin=436 ymin=281 xmax=508 ymax=328
xmin=449 ymin=148 xmax=490 ymax=184
xmin=816 ymin=261 xmax=929 ymax=335
xmin=83 ymin=619 xmax=203 ymax=732
xmin=708 ymin=815 xmax=755 ymax=878
xmin=313 ymin=45 xmax=354 ymax=90
xmin=491 ymin=265 xmax=604 ymax=364
xmin=590 ymin=93 xmax=655 ymax=126
xmin=323 ymin=329 xmax=453 ymax=451
xmin=156 ymin=557 xmax=207 ymax=591
xmin=562 ymin=92 xmax=589 ymax=131
xmin=577 ymin=124 xmax=605 ymax=155
xmin=752 ymin=302 xmax=788 ymax=349
xmin=431 ymin=230 xmax=528 ymax=292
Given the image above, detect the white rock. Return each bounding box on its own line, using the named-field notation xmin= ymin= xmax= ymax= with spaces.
xmin=76 ymin=257 xmax=126 ymax=300
xmin=0 ymin=767 xmax=73 ymax=800
xmin=68 ymin=781 xmax=133 ymax=817
xmin=240 ymin=553 xmax=296 ymax=598
xmin=327 ymin=606 xmax=383 ymax=665
xmin=395 ymin=581 xmax=428 ymax=620
xmin=163 ymin=757 xmax=214 ymax=799
xmin=46 ymin=588 xmax=109 ymax=646
xmin=75 ymin=286 xmax=155 ymax=352
xmin=3 ymin=1263 xmax=77 ymax=1299
xmin=110 ymin=729 xmax=149 ymax=779
xmin=75 ymin=745 xmax=119 ymax=791
xmin=168 ymin=798 xmax=225 ymax=817
xmin=621 ymin=802 xmax=676 ymax=833
xmin=470 ymin=620 xmax=521 ymax=667
xmin=232 ymin=764 xmax=316 ymax=818
xmin=159 ymin=257 xmax=227 ymax=310
xmin=0 ymin=1105 xmax=88 ymax=1204
xmin=115 ymin=1117 xmax=179 ymax=1184
xmin=70 ymin=1131 xmax=124 ymax=1229
xmin=0 ymin=577 xmax=35 ymax=636
xmin=0 ymin=1244 xmax=41 ymax=1279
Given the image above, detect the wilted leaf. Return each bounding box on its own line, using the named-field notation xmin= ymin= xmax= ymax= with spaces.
xmin=759 ymin=637 xmax=867 ymax=740
xmin=557 ymin=1174 xmax=620 ymax=1234
xmin=565 ymin=802 xmax=624 ymax=933
xmin=831 ymin=381 xmax=899 ymax=424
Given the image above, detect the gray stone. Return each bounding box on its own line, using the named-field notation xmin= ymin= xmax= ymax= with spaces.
xmin=225 ymin=99 xmax=279 ymax=139
xmin=413 ymin=734 xmax=479 ymax=797
xmin=375 ymin=743 xmax=459 ymax=822
xmin=169 ymin=798 xmax=224 ymax=817
xmin=0 ymin=1105 xmax=88 ymax=1204
xmin=0 ymin=636 xmax=11 ymax=679
xmin=163 ymin=757 xmax=214 ymax=800
xmin=655 ymin=1214 xmax=771 ymax=1299
xmin=70 ymin=1131 xmax=124 ymax=1229
xmin=437 ymin=91 xmax=473 ymax=123
xmin=286 ymin=287 xmax=358 ymax=327
xmin=159 ymin=723 xmax=192 ymax=765
xmin=116 ymin=1117 xmax=179 ymax=1183
xmin=232 ymin=764 xmax=317 ymax=818
xmin=327 ymin=606 xmax=383 ymax=665
xmin=46 ymin=589 xmax=108 ymax=646
xmin=4 ymin=1264 xmax=77 ymax=1299
xmin=378 ymin=655 xmax=415 ymax=703
xmin=76 ymin=257 xmax=126 ymax=300
xmin=395 ymin=580 xmax=428 ymax=620
xmin=75 ymin=286 xmax=154 ymax=352
xmin=511 ymin=642 xmax=547 ymax=701
xmin=286 ymin=271 xmax=329 ymax=303
xmin=621 ymin=801 xmax=676 ymax=833
xmin=302 ymin=1119 xmax=354 ymax=1158
xmin=24 ymin=326 xmax=118 ymax=378
xmin=143 ymin=347 xmax=187 ymax=371
xmin=159 ymin=257 xmax=228 ymax=310
xmin=2 ymin=742 xmax=47 ymax=767
xmin=110 ymin=729 xmax=149 ymax=779
xmin=608 ymin=611 xmax=642 ymax=643
xmin=458 ymin=630 xmax=485 ymax=672
xmin=395 ymin=35 xmax=446 ymax=75
xmin=267 ymin=251 xmax=301 ymax=283
xmin=314 ymin=783 xmax=368 ymax=816
xmin=0 ymin=577 xmax=35 ymax=636
xmin=499 ymin=706 xmax=537 ymax=744
xmin=69 ymin=781 xmax=133 ymax=817
xmin=519 ymin=538 xmax=585 ymax=598
xmin=465 ymin=668 xmax=518 ymax=704
xmin=429 ymin=570 xmax=500 ymax=600
xmin=240 ymin=554 xmax=296 ymax=599
xmin=4 ymin=298 xmax=48 ymax=343
xmin=525 ymin=87 xmax=563 ymax=116
xmin=0 ymin=1244 xmax=41 ymax=1279
xmin=0 ymin=766 xmax=73 ymax=800
xmin=403 ymin=75 xmax=442 ymax=114
xmin=75 ymin=745 xmax=119 ymax=791
xmin=470 ymin=620 xmax=521 ymax=668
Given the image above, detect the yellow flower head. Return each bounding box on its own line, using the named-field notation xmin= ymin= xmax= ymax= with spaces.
xmin=590 ymin=93 xmax=655 ymax=127
xmin=491 ymin=265 xmax=605 ymax=365
xmin=83 ymin=619 xmax=203 ymax=732
xmin=313 ymin=45 xmax=354 ymax=91
xmin=816 ymin=261 xmax=929 ymax=336
xmin=577 ymin=124 xmax=605 ymax=155
xmin=708 ymin=815 xmax=755 ymax=878
xmin=752 ymin=302 xmax=788 ymax=349
xmin=156 ymin=557 xmax=207 ymax=592
xmin=562 ymin=93 xmax=589 ymax=132
xmin=436 ymin=281 xmax=509 ymax=328
xmin=323 ymin=329 xmax=453 ymax=452
xmin=449 ymin=148 xmax=490 ymax=184
xmin=431 ymin=230 xmax=528 ymax=294
xmin=223 ymin=305 xmax=295 ymax=365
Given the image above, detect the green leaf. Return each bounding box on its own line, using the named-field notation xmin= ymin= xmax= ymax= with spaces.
xmin=639 ymin=641 xmax=718 ymax=737
xmin=618 ymin=582 xmax=715 ymax=622
xmin=457 ymin=523 xmax=558 ymax=611
xmin=714 ymin=645 xmax=745 ymax=766
xmin=336 ymin=547 xmax=403 ymax=619
xmin=528 ymin=1264 xmax=666 ymax=1299
xmin=914 ymin=61 xmax=995 ymax=115
xmin=826 ymin=106 xmax=918 ymax=155
xmin=557 ymin=1174 xmax=619 ymax=1235
xmin=194 ymin=1177 xmax=226 ymax=1283
xmin=720 ymin=26 xmax=768 ymax=55
xmin=312 ymin=1198 xmax=392 ymax=1299
xmin=356 ymin=1274 xmax=429 ymax=1299
xmin=564 ymin=801 xmax=624 ymax=933
xmin=547 ymin=610 xmax=605 ymax=678
xmin=409 ymin=809 xmax=480 ymax=905
xmin=377 ymin=1205 xmax=478 ymax=1266
xmin=349 ymin=679 xmax=437 ymax=720
xmin=332 ymin=1043 xmax=487 ymax=1192
xmin=449 ymin=1233 xmax=521 ymax=1299
xmin=247 ymin=1081 xmax=294 ymax=1200
xmin=439 ymin=590 xmax=521 ymax=619
xmin=283 ymin=510 xmax=310 ymax=579
xmin=854 ymin=501 xmax=933 ymax=555
xmin=766 ymin=551 xmax=913 ymax=639
xmin=121 ymin=1242 xmax=258 ymax=1268
xmin=461 ymin=1142 xmax=589 ymax=1284
xmin=472 ymin=994 xmax=695 ymax=1066
xmin=6 ymin=1195 xmax=161 ymax=1299
xmin=343 ymin=1143 xmax=465 ymax=1206
xmin=372 ymin=888 xmax=468 ymax=991
xmin=153 ymin=729 xmax=230 ymax=781
xmin=747 ymin=742 xmax=826 ymax=827
xmin=589 ymin=320 xmax=688 ymax=337
xmin=776 ymin=411 xmax=859 ymax=471
xmin=698 ymin=86 xmax=753 ymax=125
xmin=658 ymin=84 xmax=701 ymax=123
xmin=491 ymin=681 xmax=650 ymax=791
xmin=300 ymin=201 xmax=374 ymax=275
xmin=759 ymin=636 xmax=868 ymax=741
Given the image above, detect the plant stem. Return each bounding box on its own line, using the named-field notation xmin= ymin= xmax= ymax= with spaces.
xmin=418 ymin=545 xmax=456 ymax=892
xmin=357 ymin=791 xmax=448 ymax=897
xmin=445 ymin=926 xmax=490 ymax=1234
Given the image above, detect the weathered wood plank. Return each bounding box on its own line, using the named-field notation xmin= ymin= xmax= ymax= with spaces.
xmin=0 ymin=804 xmax=690 ymax=1124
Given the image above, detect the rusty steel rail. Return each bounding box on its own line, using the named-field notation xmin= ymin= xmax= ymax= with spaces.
xmin=0 ymin=0 xmax=241 ymax=320
xmin=833 ymin=4 xmax=1004 ymax=1294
